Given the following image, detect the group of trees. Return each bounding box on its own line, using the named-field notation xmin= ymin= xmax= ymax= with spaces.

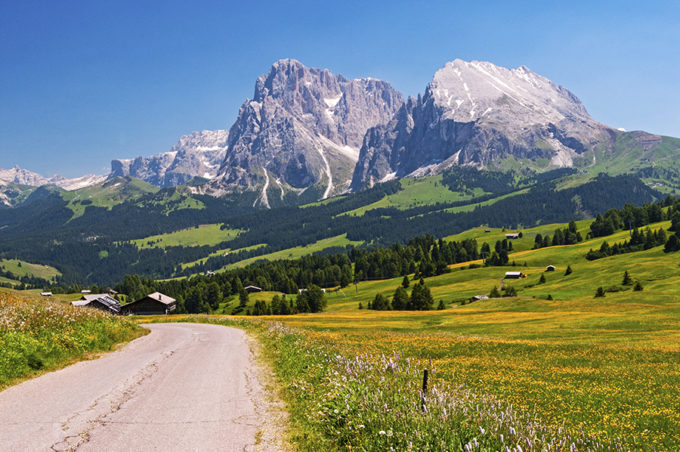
xmin=534 ymin=221 xmax=583 ymax=249
xmin=481 ymin=239 xmax=512 ymax=266
xmin=352 ymin=235 xmax=479 ymax=280
xmin=594 ymin=271 xmax=643 ymax=297
xmin=589 ymin=202 xmax=668 ymax=238
xmin=366 ymin=277 xmax=435 ymax=311
xmin=250 ymin=285 xmax=326 ymax=316
xmin=586 ymin=227 xmax=668 ymax=260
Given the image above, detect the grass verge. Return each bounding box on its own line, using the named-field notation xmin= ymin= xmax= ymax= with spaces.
xmin=0 ymin=292 xmax=146 ymax=390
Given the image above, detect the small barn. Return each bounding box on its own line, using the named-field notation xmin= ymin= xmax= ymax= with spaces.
xmin=121 ymin=292 xmax=176 ymax=315
xmin=504 ymin=271 xmax=526 ymax=279
xmin=72 ymin=295 xmax=121 ymax=315
xmin=505 ymin=233 xmax=520 ymax=239
xmin=470 ymin=295 xmax=489 ymax=302
xmin=244 ymin=285 xmax=262 ymax=293
xmin=40 ymin=292 xmax=52 ymax=297
xmin=545 ymin=265 xmax=556 ymax=272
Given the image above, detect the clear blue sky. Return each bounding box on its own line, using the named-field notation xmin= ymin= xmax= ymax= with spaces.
xmin=1 ymin=0 xmax=679 ymax=177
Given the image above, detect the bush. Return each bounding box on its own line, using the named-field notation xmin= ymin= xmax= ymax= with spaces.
xmin=622 ymin=271 xmax=632 ymax=285
xmin=594 ymin=287 xmax=606 ymax=298
xmin=633 ymin=281 xmax=643 ymax=291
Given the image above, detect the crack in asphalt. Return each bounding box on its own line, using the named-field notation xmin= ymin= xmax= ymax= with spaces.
xmin=50 ymin=351 xmax=174 ymax=452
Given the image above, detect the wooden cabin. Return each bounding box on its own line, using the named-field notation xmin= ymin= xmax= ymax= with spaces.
xmin=244 ymin=285 xmax=262 ymax=293
xmin=545 ymin=265 xmax=556 ymax=272
xmin=504 ymin=271 xmax=526 ymax=279
xmin=121 ymin=292 xmax=176 ymax=315
xmin=505 ymin=233 xmax=520 ymax=239
xmin=71 ymin=295 xmax=121 ymax=315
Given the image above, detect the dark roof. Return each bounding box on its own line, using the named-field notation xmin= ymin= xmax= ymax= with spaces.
xmin=72 ymin=295 xmax=121 ymax=314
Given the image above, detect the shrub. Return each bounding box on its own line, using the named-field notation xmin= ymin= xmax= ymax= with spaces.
xmin=622 ymin=271 xmax=632 ymax=285
xmin=594 ymin=287 xmax=606 ymax=298
xmin=633 ymin=281 xmax=643 ymax=291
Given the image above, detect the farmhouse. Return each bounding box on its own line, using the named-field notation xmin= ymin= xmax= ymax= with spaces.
xmin=505 ymin=233 xmax=520 ymax=239
xmin=71 ymin=295 xmax=121 ymax=315
xmin=121 ymin=292 xmax=176 ymax=315
xmin=504 ymin=271 xmax=526 ymax=279
xmin=244 ymin=285 xmax=262 ymax=293
xmin=546 ymin=265 xmax=556 ymax=272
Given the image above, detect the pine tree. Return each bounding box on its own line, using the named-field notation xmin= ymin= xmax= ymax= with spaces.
xmin=633 ymin=281 xmax=643 ymax=291
xmin=565 ymin=265 xmax=573 ymax=276
xmin=392 ymin=286 xmax=408 ymax=310
xmin=489 ymin=286 xmax=501 ymax=298
xmin=622 ymin=271 xmax=632 ymax=285
xmin=539 ymin=274 xmax=546 ymax=284
xmin=594 ymin=287 xmax=606 ymax=298
xmin=371 ymin=293 xmax=390 ymax=310
xmin=437 ymin=299 xmax=445 ymax=310
xmin=402 ymin=275 xmax=410 ymax=288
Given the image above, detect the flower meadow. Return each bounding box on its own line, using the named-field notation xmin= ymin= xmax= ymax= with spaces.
xmin=256 ymin=322 xmax=637 ymax=451
xmin=0 ymin=292 xmax=142 ymax=388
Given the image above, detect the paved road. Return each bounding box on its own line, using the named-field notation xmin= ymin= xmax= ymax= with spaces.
xmin=0 ymin=323 xmax=284 ymax=451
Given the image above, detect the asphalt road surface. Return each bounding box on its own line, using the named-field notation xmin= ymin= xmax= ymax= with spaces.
xmin=0 ymin=323 xmax=285 ymax=451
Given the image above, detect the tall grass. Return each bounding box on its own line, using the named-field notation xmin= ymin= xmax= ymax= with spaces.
xmin=0 ymin=293 xmax=143 ymax=388
xmin=256 ymin=321 xmax=634 ymax=451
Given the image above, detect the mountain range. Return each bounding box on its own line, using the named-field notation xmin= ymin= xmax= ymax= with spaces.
xmin=3 ymin=58 xmax=679 ymax=207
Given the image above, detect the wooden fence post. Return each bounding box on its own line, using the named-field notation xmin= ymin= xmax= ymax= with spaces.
xmin=421 ymin=369 xmax=429 ymax=412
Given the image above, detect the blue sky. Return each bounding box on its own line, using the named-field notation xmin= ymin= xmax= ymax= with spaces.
xmin=1 ymin=0 xmax=679 ymax=177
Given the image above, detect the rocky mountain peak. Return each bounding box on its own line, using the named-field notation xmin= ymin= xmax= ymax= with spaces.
xmin=427 ymin=59 xmax=591 ymax=125
xmin=210 ymin=60 xmax=404 ymax=205
xmin=110 ymin=130 xmax=228 ymax=187
xmin=351 ymin=59 xmax=612 ymax=190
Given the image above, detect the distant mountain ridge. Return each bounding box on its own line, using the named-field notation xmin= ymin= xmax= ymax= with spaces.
xmin=110 ymin=130 xmax=229 ymax=187
xmin=4 ymin=58 xmax=680 ymax=207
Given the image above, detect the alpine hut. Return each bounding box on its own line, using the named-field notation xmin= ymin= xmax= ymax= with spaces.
xmin=121 ymin=292 xmax=176 ymax=315
xmin=71 ymin=294 xmax=121 ymax=315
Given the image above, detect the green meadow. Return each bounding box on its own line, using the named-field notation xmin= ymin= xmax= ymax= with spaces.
xmin=194 ymin=218 xmax=680 ymax=449
xmin=342 ymin=175 xmax=487 ymax=216
xmin=128 ymin=223 xmax=243 ymax=249
xmin=0 ymin=259 xmax=61 ymax=283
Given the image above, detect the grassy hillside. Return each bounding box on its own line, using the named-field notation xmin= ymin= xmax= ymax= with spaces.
xmin=0 ymin=259 xmax=61 ymax=282
xmin=342 ymin=175 xmax=487 ymax=216
xmin=167 ymin=218 xmax=680 ymax=448
xmin=220 ymin=234 xmax=363 ymax=270
xmin=61 ymin=177 xmax=159 ymax=219
xmin=0 ymin=290 xmax=145 ymax=389
xmin=128 ymin=224 xmax=243 ymax=249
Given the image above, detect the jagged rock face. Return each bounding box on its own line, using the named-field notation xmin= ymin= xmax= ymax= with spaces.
xmin=0 ymin=166 xmax=50 ymax=187
xmin=110 ymin=130 xmax=228 ymax=187
xmin=351 ymin=59 xmax=611 ymax=190
xmin=0 ymin=166 xmax=106 ymax=192
xmin=211 ymin=59 xmax=403 ymax=203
